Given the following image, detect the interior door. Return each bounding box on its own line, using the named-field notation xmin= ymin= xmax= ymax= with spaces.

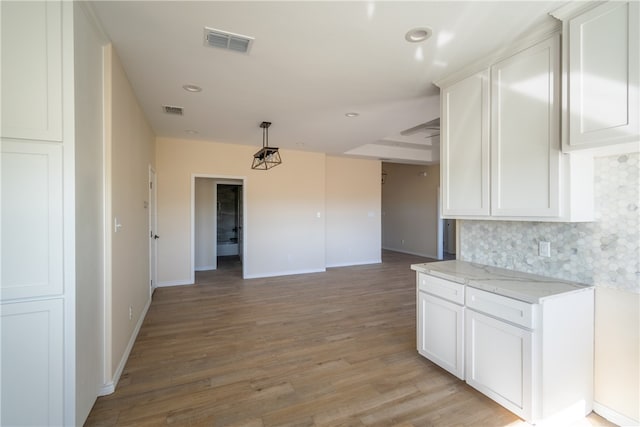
xmin=237 ymin=185 xmax=243 ymax=262
xmin=149 ymin=167 xmax=157 ymax=293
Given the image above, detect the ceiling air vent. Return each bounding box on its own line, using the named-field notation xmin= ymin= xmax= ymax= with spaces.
xmin=203 ymin=27 xmax=254 ymax=54
xmin=162 ymin=105 xmax=183 ymax=115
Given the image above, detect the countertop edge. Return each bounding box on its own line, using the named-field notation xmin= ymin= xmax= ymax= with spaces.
xmin=411 ymin=261 xmax=594 ymax=304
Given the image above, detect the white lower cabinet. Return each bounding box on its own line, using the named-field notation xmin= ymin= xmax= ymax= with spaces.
xmin=465 ymin=286 xmax=594 ymax=424
xmin=0 ymin=299 xmax=64 ymax=426
xmin=416 ymin=273 xmax=464 ymax=380
xmin=415 ymin=267 xmax=594 ymax=424
xmin=466 ymin=309 xmax=533 ymax=420
xmin=418 ymin=292 xmax=464 ymax=380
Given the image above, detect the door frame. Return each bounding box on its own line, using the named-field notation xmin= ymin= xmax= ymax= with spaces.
xmin=437 ymin=186 xmax=444 ymax=260
xmin=148 ymin=166 xmax=157 ymax=295
xmin=191 ymin=174 xmax=247 ymax=283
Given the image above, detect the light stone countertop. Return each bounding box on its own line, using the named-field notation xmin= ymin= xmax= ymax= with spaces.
xmin=411 ymin=260 xmax=593 ymax=304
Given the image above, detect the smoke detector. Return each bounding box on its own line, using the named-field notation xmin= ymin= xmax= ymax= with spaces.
xmin=203 ymin=27 xmax=254 ymax=54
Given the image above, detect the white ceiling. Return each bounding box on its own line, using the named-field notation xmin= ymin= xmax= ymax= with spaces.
xmin=91 ymin=1 xmax=565 ymax=164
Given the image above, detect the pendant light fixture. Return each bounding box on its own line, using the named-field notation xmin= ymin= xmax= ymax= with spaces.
xmin=251 ymin=121 xmax=282 ymax=170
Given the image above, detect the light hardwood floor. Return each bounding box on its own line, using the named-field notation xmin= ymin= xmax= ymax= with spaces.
xmin=86 ymin=251 xmax=615 ymax=427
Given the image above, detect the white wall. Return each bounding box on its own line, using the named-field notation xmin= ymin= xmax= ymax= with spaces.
xmin=594 ymin=287 xmax=639 ymax=423
xmin=156 ymin=137 xmax=327 ymax=283
xmin=104 ymin=44 xmax=156 ymax=388
xmin=73 ymin=2 xmax=107 ymax=423
xmin=382 ymin=163 xmax=440 ymax=258
xmin=325 ymin=156 xmax=381 ymax=267
xmin=194 ymin=178 xmax=216 ymax=270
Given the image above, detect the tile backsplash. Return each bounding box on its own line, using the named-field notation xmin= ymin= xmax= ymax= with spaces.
xmin=460 ymin=152 xmax=639 ymax=293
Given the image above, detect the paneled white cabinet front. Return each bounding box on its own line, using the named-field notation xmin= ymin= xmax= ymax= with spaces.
xmin=1 ymin=141 xmax=64 ymax=300
xmin=441 ymin=70 xmax=490 ymax=217
xmin=490 ymin=35 xmax=561 ymax=218
xmin=438 ymin=34 xmax=582 ymax=221
xmin=465 ymin=285 xmax=594 ymax=424
xmin=417 ymin=274 xmax=464 ymax=380
xmin=562 ymin=1 xmax=639 ymax=149
xmin=0 ymin=0 xmax=63 ymax=141
xmin=1 ymin=299 xmax=64 ymax=426
xmin=466 ymin=309 xmax=533 ymax=420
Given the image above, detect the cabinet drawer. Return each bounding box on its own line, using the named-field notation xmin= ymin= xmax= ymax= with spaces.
xmin=466 ymin=287 xmax=535 ymax=329
xmin=418 ymin=273 xmax=464 ymax=305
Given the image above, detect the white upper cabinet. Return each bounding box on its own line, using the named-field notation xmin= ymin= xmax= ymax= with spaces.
xmin=490 ymin=35 xmax=560 ymax=218
xmin=441 ymin=70 xmax=490 ymax=217
xmin=437 ymin=33 xmax=592 ymax=222
xmin=0 ymin=1 xmax=63 ymax=141
xmin=553 ymin=1 xmax=639 ymax=151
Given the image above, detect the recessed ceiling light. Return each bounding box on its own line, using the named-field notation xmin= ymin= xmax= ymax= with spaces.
xmin=405 ymin=27 xmax=432 ymax=43
xmin=184 ymin=129 xmax=199 ymax=135
xmin=345 ymin=112 xmax=359 ymax=118
xmin=183 ymin=84 xmax=202 ymax=92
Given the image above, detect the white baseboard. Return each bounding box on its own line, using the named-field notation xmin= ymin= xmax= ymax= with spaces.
xmin=382 ymin=247 xmax=439 ymax=260
xmin=98 ymin=297 xmax=152 ymax=396
xmin=194 ymin=266 xmax=216 ymax=272
xmin=243 ymin=268 xmax=326 ymax=279
xmin=156 ymin=279 xmax=193 ymax=287
xmin=98 ymin=382 xmax=114 ymax=396
xmin=326 ymin=259 xmax=382 ymax=268
xmin=593 ymin=401 xmax=639 ymax=426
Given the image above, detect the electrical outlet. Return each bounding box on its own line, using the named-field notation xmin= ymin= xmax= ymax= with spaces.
xmin=129 ymin=306 xmax=133 ymax=320
xmin=401 ymin=239 xmax=405 ymax=245
xmin=539 ymin=241 xmax=551 ymax=257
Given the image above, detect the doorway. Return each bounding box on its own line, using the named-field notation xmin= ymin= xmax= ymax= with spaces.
xmin=215 ymin=183 xmax=243 ymax=271
xmin=443 ymin=219 xmax=456 ymax=260
xmin=192 ymin=175 xmax=246 ymax=283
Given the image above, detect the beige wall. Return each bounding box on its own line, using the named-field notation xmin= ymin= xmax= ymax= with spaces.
xmin=104 ymin=45 xmax=156 ymax=381
xmin=325 ymin=156 xmax=381 ymax=267
xmin=73 ymin=3 xmax=106 ymax=422
xmin=194 ymin=178 xmax=216 ymax=270
xmin=156 ymin=138 xmax=327 ymax=282
xmin=382 ymin=163 xmax=440 ymax=258
xmin=595 ymin=287 xmax=640 ymax=422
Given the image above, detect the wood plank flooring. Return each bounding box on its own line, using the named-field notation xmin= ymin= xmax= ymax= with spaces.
xmin=85 ymin=251 xmax=615 ymax=427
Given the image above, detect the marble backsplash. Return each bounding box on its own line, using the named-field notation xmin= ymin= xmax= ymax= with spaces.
xmin=459 ymin=152 xmax=640 ymax=293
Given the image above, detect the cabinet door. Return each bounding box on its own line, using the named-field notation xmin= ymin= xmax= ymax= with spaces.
xmin=1 ymin=299 xmax=64 ymax=426
xmin=441 ymin=70 xmax=490 ymax=217
xmin=466 ymin=309 xmax=532 ymax=421
xmin=490 ymin=35 xmax=560 ymax=217
xmin=567 ymin=1 xmax=639 ymax=149
xmin=0 ymin=1 xmax=63 ymax=141
xmin=1 ymin=141 xmax=64 ymax=300
xmin=417 ymin=291 xmax=464 ymax=380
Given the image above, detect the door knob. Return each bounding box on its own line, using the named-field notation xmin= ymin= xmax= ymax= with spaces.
xmin=154 ymin=234 xmax=160 ymax=239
